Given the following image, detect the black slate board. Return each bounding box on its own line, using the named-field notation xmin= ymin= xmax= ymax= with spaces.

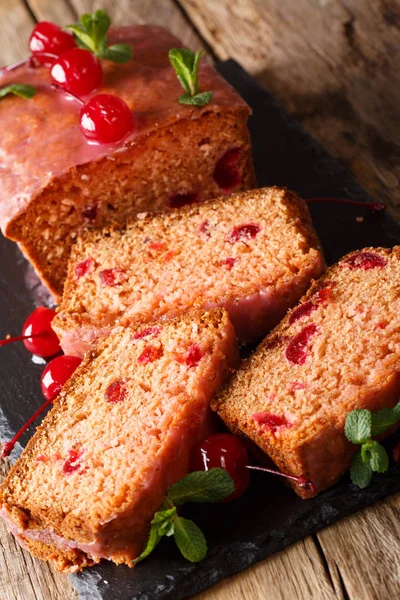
xmin=1 ymin=60 xmax=400 ymax=600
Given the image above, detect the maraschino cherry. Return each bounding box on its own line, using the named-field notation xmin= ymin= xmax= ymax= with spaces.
xmin=22 ymin=307 xmax=61 ymax=357
xmin=29 ymin=22 xmax=76 ymax=66
xmin=41 ymin=355 xmax=82 ymax=400
xmin=0 ymin=307 xmax=61 ymax=357
xmin=51 ymin=47 xmax=103 ymax=95
xmin=2 ymin=354 xmax=82 ymax=458
xmin=190 ymin=433 xmax=314 ymax=501
xmin=52 ymin=85 xmax=134 ymax=144
xmin=79 ymin=94 xmax=134 ymax=143
xmin=191 ymin=433 xmax=251 ymax=501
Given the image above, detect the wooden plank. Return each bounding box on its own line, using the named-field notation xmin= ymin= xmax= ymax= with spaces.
xmin=195 ymin=537 xmax=341 ymax=600
xmin=68 ymin=0 xmax=205 ymax=51
xmin=27 ymin=0 xmax=77 ymax=24
xmin=27 ymin=0 xmax=208 ymax=54
xmin=0 ymin=0 xmax=35 ymax=63
xmin=0 ymin=460 xmax=78 ymax=600
xmin=317 ymin=492 xmax=400 ymax=600
xmin=179 ymin=0 xmax=400 ymax=219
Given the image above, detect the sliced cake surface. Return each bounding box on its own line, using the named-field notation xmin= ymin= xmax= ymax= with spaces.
xmin=212 ymin=247 xmax=400 ymax=498
xmin=54 ymin=187 xmax=325 ymax=357
xmin=0 ymin=309 xmax=238 ymax=572
xmin=0 ymin=26 xmax=254 ymax=297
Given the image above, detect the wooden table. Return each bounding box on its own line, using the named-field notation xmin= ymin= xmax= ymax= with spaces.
xmin=1 ymin=1 xmax=400 ymax=599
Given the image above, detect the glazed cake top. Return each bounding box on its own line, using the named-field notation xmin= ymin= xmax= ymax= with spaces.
xmin=0 ymin=26 xmax=249 ymax=231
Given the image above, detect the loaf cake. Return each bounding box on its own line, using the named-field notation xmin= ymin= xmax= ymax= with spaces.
xmin=0 ymin=309 xmax=238 ymax=572
xmin=53 ymin=187 xmax=325 ymax=357
xmin=212 ymin=247 xmax=400 ymax=498
xmin=0 ymin=26 xmax=254 ymax=298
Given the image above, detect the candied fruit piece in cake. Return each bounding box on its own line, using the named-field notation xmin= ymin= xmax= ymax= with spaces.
xmin=54 ymin=187 xmax=325 ymax=356
xmin=212 ymin=247 xmax=400 ymax=498
xmin=0 ymin=26 xmax=254 ymax=298
xmin=0 ymin=309 xmax=238 ymax=573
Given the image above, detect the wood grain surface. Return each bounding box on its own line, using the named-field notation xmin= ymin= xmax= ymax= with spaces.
xmin=1 ymin=1 xmax=399 ymax=599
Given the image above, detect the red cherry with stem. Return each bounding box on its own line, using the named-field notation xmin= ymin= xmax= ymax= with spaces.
xmin=0 ymin=53 xmax=59 ymax=74
xmin=29 ymin=21 xmax=76 ymax=66
xmin=190 ymin=433 xmax=314 ymax=501
xmin=22 ymin=307 xmax=61 ymax=357
xmin=41 ymin=355 xmax=82 ymax=401
xmin=0 ymin=307 xmax=60 ymax=357
xmin=190 ymin=433 xmax=251 ymax=501
xmin=2 ymin=354 xmax=81 ymax=458
xmin=79 ymin=94 xmax=134 ymax=143
xmin=51 ymin=48 xmax=103 ymax=96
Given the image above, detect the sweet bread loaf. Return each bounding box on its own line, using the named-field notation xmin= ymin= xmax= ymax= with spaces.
xmin=0 ymin=26 xmax=254 ymax=298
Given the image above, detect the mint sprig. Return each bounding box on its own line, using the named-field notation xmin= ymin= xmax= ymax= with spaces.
xmin=135 ymin=468 xmax=234 ymax=564
xmin=168 ymin=468 xmax=234 ymax=504
xmin=66 ymin=10 xmax=132 ymax=63
xmin=169 ymin=48 xmax=213 ymax=107
xmin=0 ymin=84 xmax=36 ymax=100
xmin=345 ymin=401 xmax=400 ymax=488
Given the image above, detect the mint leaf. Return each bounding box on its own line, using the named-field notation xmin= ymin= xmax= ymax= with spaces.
xmin=152 ymin=506 xmax=177 ymax=536
xmin=0 ymin=84 xmax=36 ymax=100
xmin=168 ymin=468 xmax=234 ymax=504
xmin=350 ymin=450 xmax=372 ymax=488
xmin=174 ymin=517 xmax=207 ymax=562
xmin=362 ymin=440 xmax=389 ymax=473
xmin=179 ymin=92 xmax=213 ymax=106
xmin=99 ymin=44 xmax=132 ymax=63
xmin=88 ymin=10 xmax=111 ymax=53
xmin=65 ymin=24 xmax=96 ymax=52
xmin=134 ymin=522 xmax=162 ymax=563
xmin=371 ymin=403 xmax=400 ymax=436
xmin=67 ymin=9 xmax=130 ymax=63
xmin=134 ymin=506 xmax=177 ymax=563
xmin=169 ymin=48 xmax=200 ymax=96
xmin=169 ymin=48 xmax=212 ymax=105
xmin=345 ymin=409 xmax=372 ymax=444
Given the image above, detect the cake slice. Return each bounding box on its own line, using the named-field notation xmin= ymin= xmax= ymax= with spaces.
xmin=0 ymin=26 xmax=254 ymax=298
xmin=0 ymin=309 xmax=238 ymax=572
xmin=53 ymin=187 xmax=325 ymax=357
xmin=212 ymin=247 xmax=400 ymax=498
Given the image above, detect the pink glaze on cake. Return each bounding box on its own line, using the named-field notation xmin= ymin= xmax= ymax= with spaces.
xmin=0 ymin=26 xmax=254 ymax=297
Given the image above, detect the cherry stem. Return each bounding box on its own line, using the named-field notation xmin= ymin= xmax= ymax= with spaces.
xmin=51 ymin=84 xmax=84 ymax=105
xmin=0 ymin=333 xmax=42 ymax=347
xmin=2 ymin=398 xmax=53 ymax=458
xmin=306 ymin=197 xmax=386 ymax=213
xmin=245 ymin=464 xmax=315 ymax=491
xmin=0 ymin=53 xmax=59 ymax=74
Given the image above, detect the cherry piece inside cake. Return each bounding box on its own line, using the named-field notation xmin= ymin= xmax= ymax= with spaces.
xmin=53 ymin=187 xmax=325 ymax=357
xmin=0 ymin=309 xmax=238 ymax=572
xmin=0 ymin=26 xmax=254 ymax=299
xmin=212 ymin=247 xmax=400 ymax=498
